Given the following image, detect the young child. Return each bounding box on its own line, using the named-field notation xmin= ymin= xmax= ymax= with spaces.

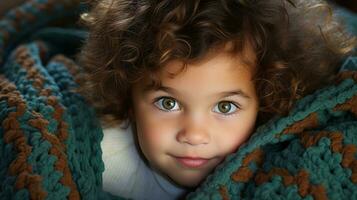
xmin=77 ymin=0 xmax=356 ymax=199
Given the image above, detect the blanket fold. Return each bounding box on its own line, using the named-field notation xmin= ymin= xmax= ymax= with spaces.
xmin=1 ymin=0 xmax=357 ymax=200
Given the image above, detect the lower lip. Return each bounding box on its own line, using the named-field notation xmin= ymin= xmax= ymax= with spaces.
xmin=175 ymin=157 xmax=210 ymax=168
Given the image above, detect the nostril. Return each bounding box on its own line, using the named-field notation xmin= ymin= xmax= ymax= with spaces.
xmin=176 ymin=129 xmax=210 ymax=145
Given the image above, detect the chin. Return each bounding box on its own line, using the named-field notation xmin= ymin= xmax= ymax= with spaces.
xmin=171 ymin=174 xmax=206 ymax=188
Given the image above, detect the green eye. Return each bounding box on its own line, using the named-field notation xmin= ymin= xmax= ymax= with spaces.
xmin=218 ymin=102 xmax=231 ymax=113
xmin=154 ymin=97 xmax=179 ymax=111
xmin=162 ymin=98 xmax=175 ymax=109
xmin=214 ymin=101 xmax=239 ymax=115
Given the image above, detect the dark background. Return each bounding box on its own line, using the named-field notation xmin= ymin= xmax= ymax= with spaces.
xmin=333 ymin=0 xmax=357 ymax=13
xmin=0 ymin=0 xmax=356 ymax=18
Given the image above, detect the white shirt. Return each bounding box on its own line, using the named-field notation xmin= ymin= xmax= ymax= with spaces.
xmin=101 ymin=124 xmax=187 ymax=200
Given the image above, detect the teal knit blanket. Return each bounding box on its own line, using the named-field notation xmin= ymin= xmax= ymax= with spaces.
xmin=1 ymin=0 xmax=357 ymax=199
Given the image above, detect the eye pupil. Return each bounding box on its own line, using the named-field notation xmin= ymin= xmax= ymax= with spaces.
xmin=218 ymin=102 xmax=231 ymax=113
xmin=163 ymin=98 xmax=175 ymax=109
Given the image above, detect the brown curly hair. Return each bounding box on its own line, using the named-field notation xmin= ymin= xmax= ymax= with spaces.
xmin=77 ymin=0 xmax=356 ymax=128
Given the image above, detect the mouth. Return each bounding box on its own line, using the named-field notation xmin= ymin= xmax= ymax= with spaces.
xmin=174 ymin=156 xmax=211 ymax=168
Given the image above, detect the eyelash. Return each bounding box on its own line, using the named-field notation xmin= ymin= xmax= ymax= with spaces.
xmin=152 ymin=96 xmax=241 ymax=117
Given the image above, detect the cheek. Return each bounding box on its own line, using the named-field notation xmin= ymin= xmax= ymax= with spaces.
xmin=136 ymin=117 xmax=173 ymax=155
xmin=218 ymin=132 xmax=249 ymax=156
xmin=140 ymin=130 xmax=166 ymax=148
xmin=218 ymin=115 xmax=257 ymax=154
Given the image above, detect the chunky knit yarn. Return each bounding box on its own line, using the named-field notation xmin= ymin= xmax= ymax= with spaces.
xmin=0 ymin=0 xmax=357 ymax=200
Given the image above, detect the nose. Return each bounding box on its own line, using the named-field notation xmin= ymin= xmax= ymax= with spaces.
xmin=176 ymin=115 xmax=210 ymax=146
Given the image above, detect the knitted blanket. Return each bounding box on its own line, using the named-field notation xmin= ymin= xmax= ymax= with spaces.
xmin=1 ymin=1 xmax=357 ymax=200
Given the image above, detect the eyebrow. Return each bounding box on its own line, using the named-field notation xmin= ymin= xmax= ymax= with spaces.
xmin=143 ymin=85 xmax=251 ymax=99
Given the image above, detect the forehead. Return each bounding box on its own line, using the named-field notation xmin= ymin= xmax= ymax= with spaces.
xmin=152 ymin=42 xmax=255 ymax=82
xmin=138 ymin=49 xmax=256 ymax=97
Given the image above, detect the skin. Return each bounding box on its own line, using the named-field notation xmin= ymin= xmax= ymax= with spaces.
xmin=130 ymin=47 xmax=259 ymax=188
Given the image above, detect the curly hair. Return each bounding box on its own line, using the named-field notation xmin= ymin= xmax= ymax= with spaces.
xmin=77 ymin=0 xmax=356 ymax=128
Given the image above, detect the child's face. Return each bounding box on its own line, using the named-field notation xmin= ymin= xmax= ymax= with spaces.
xmin=131 ymin=50 xmax=259 ymax=188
